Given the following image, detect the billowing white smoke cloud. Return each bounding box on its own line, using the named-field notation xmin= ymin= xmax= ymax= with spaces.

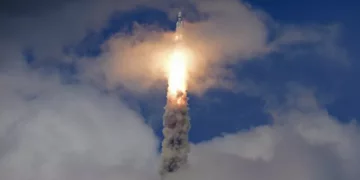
xmin=0 ymin=64 xmax=159 ymax=180
xmin=1 ymin=65 xmax=359 ymax=180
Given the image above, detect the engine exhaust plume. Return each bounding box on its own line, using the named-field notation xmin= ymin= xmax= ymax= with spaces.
xmin=160 ymin=11 xmax=191 ymax=177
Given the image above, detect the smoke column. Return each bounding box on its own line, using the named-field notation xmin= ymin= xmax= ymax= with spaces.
xmin=160 ymin=11 xmax=191 ymax=177
xmin=159 ymin=90 xmax=191 ymax=176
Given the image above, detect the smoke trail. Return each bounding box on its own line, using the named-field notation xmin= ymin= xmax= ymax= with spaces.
xmin=160 ymin=90 xmax=191 ymax=176
xmin=159 ymin=11 xmax=191 ymax=177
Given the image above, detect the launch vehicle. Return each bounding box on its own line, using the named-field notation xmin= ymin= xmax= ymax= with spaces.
xmin=175 ymin=11 xmax=184 ymax=41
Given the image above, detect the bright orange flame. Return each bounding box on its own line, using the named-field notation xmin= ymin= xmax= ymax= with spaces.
xmin=167 ymin=47 xmax=188 ymax=97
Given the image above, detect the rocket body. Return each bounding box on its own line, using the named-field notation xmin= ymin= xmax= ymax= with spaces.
xmin=174 ymin=11 xmax=184 ymax=41
xmin=176 ymin=11 xmax=183 ymax=30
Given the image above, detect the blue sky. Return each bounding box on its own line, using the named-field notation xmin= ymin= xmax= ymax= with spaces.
xmin=246 ymin=0 xmax=360 ymax=121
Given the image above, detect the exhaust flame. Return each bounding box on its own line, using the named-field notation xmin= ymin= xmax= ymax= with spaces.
xmin=160 ymin=37 xmax=191 ymax=176
xmin=167 ymin=48 xmax=188 ymax=97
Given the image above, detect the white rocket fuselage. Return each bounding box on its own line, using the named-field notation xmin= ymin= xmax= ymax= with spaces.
xmin=176 ymin=11 xmax=183 ymax=30
xmin=175 ymin=11 xmax=184 ymax=42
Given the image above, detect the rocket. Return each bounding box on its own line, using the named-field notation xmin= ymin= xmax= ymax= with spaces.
xmin=176 ymin=11 xmax=183 ymax=31
xmin=175 ymin=11 xmax=184 ymax=41
xmin=159 ymin=11 xmax=190 ymax=177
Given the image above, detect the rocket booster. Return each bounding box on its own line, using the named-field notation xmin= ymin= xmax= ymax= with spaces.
xmin=176 ymin=11 xmax=183 ymax=31
xmin=175 ymin=11 xmax=184 ymax=41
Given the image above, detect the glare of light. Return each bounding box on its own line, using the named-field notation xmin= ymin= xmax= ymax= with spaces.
xmin=167 ymin=47 xmax=188 ymax=97
xmin=174 ymin=34 xmax=182 ymax=41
